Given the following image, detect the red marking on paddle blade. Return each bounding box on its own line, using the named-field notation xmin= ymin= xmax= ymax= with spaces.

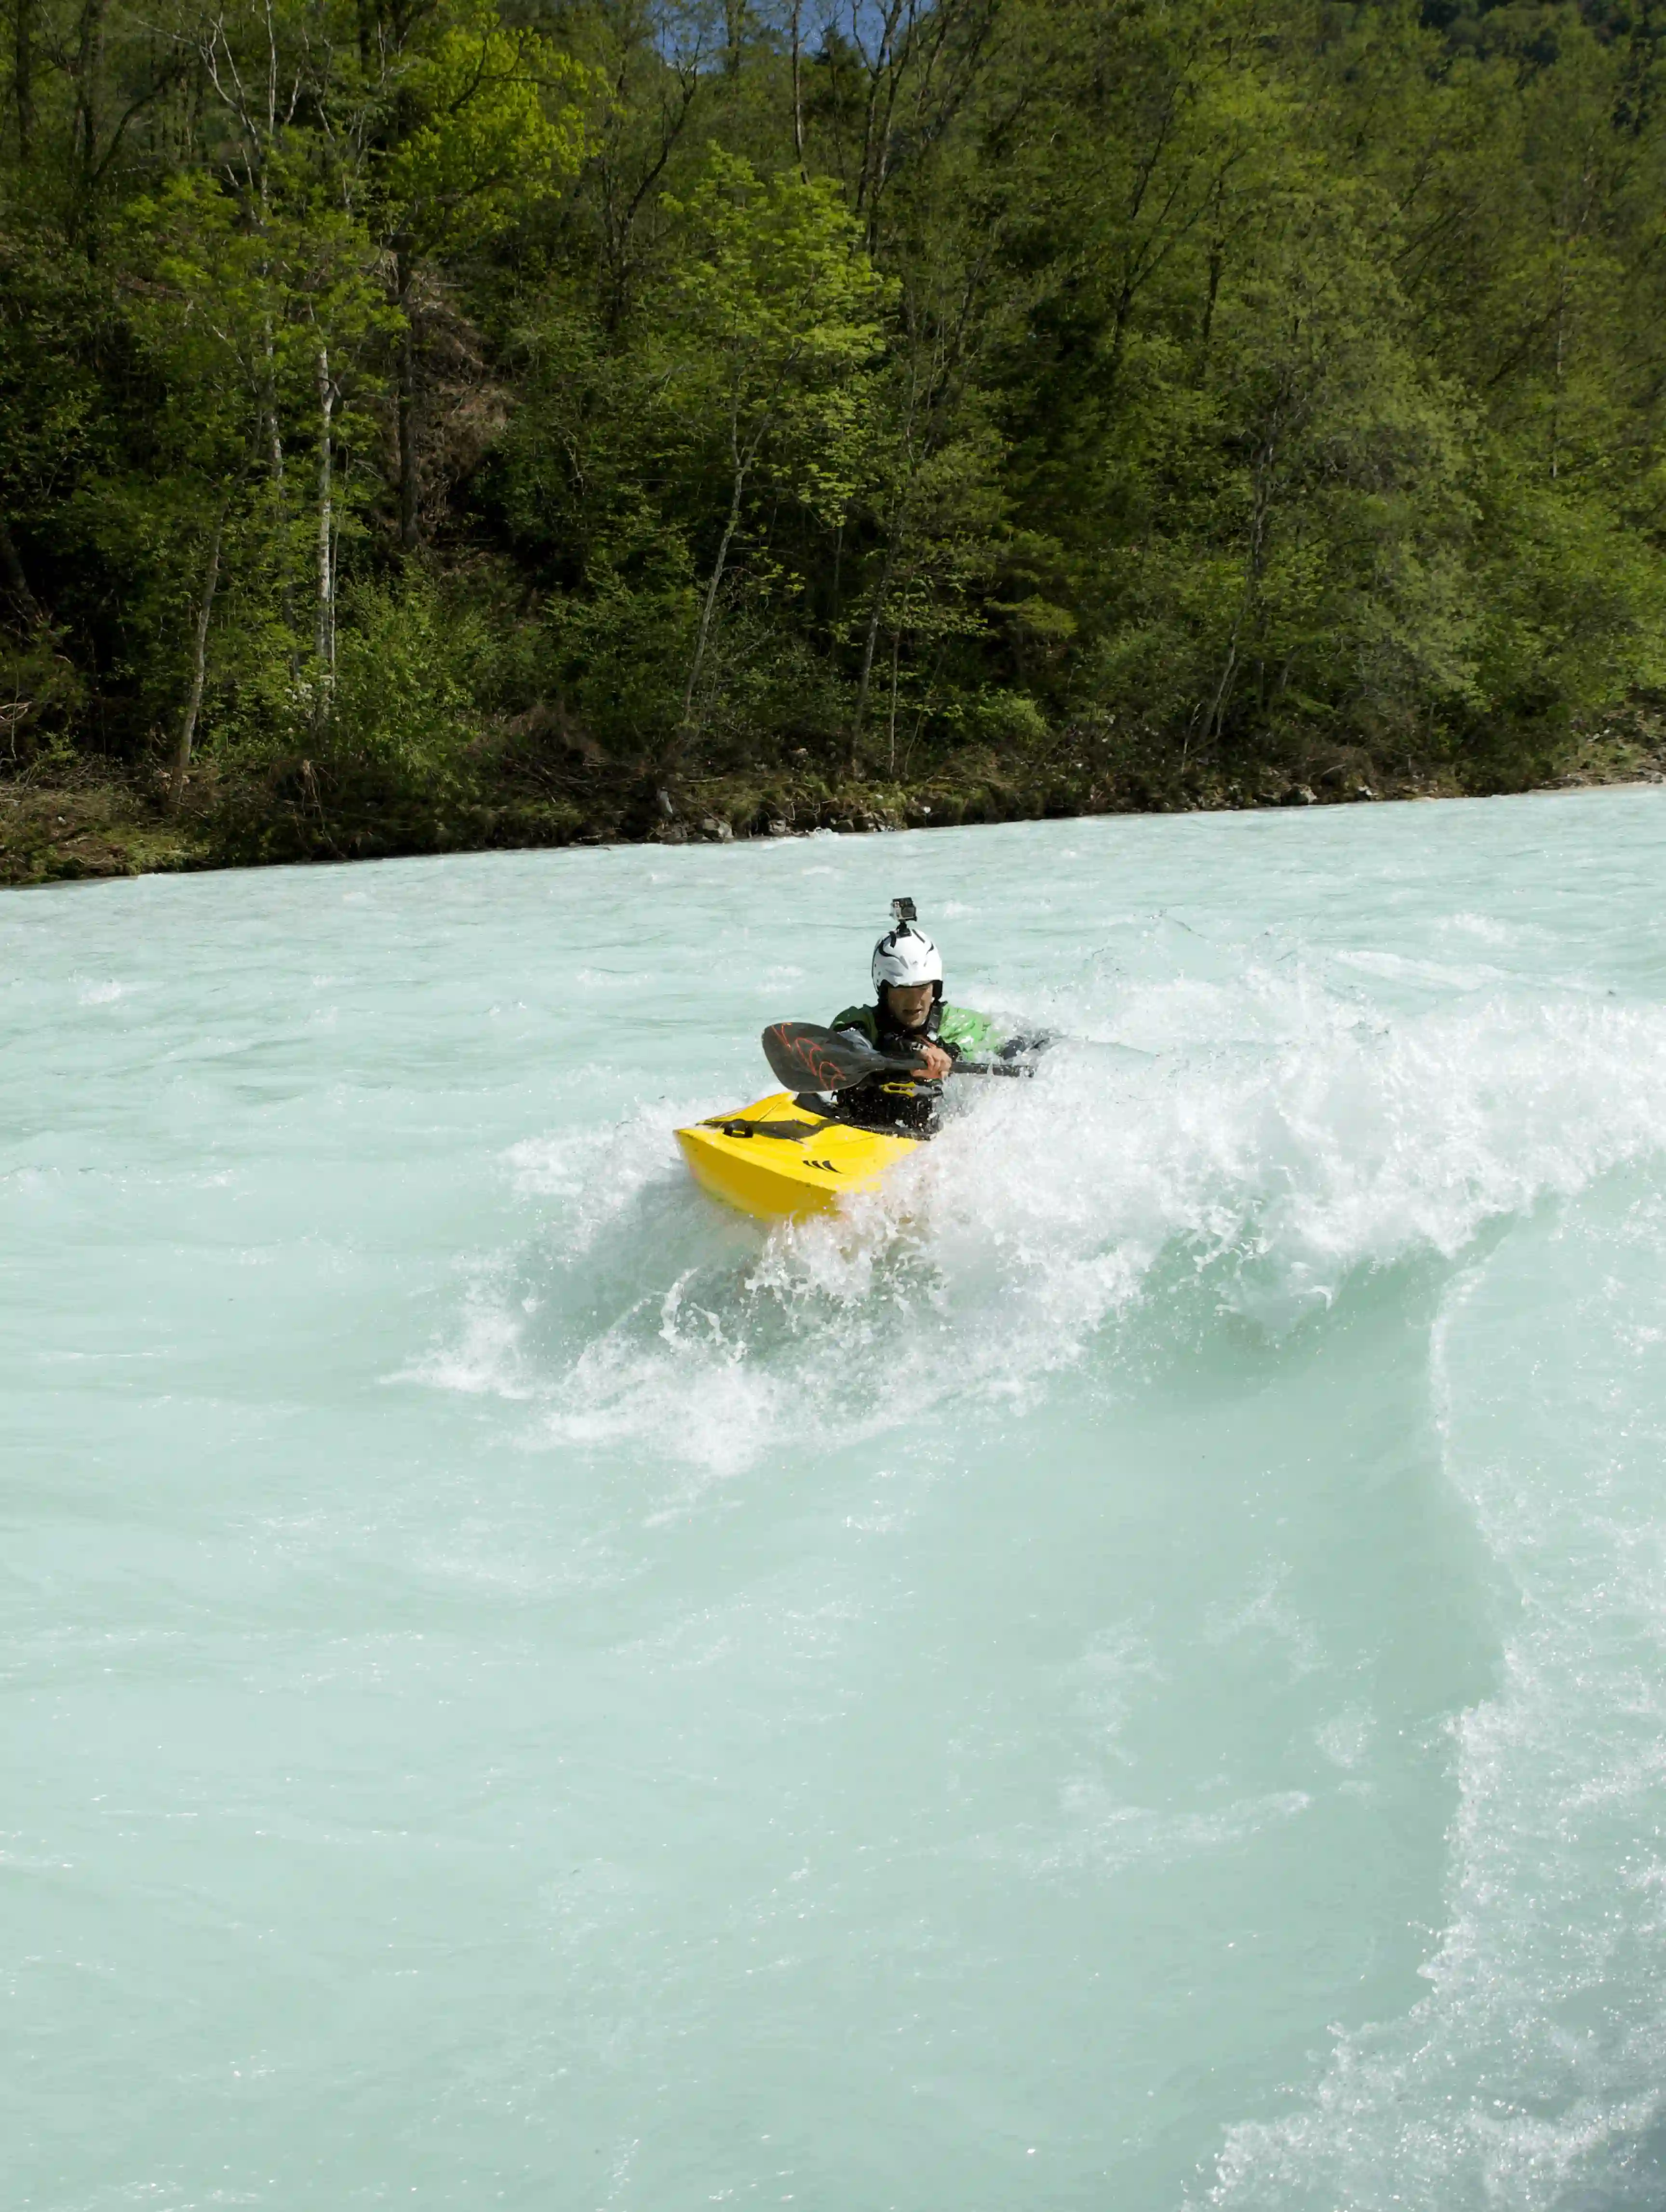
xmin=763 ymin=1023 xmax=850 ymax=1091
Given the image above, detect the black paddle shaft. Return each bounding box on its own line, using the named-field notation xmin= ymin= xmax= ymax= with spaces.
xmin=761 ymin=1021 xmax=1024 ymax=1093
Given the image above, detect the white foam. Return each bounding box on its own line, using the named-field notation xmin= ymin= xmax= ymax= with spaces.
xmin=506 ymin=1099 xmax=701 ymax=1259
xmin=539 ymin=1272 xmax=787 ymax=1485
xmin=1314 ymin=1706 xmax=1375 ymax=1772
xmin=402 ymin=1287 xmax=531 ymax=1400
xmin=429 ymin=969 xmax=1666 ymax=1490
xmin=1205 ymin=1572 xmax=1324 ymax=1681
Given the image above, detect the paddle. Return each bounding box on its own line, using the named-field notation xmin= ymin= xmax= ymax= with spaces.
xmin=761 ymin=1020 xmax=1030 ymax=1093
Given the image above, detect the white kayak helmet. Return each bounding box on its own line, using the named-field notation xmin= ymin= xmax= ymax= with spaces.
xmin=872 ymin=897 xmax=943 ymax=995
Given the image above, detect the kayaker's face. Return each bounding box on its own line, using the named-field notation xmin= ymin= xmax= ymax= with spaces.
xmin=886 ymin=982 xmax=935 ymax=1030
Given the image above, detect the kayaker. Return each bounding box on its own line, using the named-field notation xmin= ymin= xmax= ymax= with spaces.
xmin=829 ymin=901 xmax=1004 ymax=1132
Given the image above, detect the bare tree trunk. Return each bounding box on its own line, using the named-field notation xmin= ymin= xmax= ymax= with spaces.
xmin=395 ymin=251 xmax=420 ymax=554
xmin=169 ymin=510 xmax=224 ymax=812
xmin=70 ymin=0 xmax=107 ymax=222
xmin=1200 ymin=191 xmax=1226 ymax=364
xmin=262 ymin=0 xmax=278 ymax=137
xmin=853 ymin=0 xmax=908 ymax=217
xmin=886 ymin=629 xmax=901 ymax=777
xmin=14 ymin=0 xmax=34 ymax=158
xmin=1196 ymin=445 xmax=1275 ymax=763
xmin=315 ymin=347 xmax=336 ymax=728
xmin=261 ymin=319 xmax=284 ymax=489
xmin=847 ymin=544 xmax=896 ymax=776
xmin=672 ymin=463 xmax=747 ymax=769
xmin=847 ymin=355 xmax=926 ymax=775
xmin=790 ymin=0 xmax=806 ymax=178
xmin=1549 ymin=257 xmax=1571 ymax=481
xmin=254 ymin=302 xmax=302 ymax=674
xmin=668 ymin=369 xmax=797 ymax=773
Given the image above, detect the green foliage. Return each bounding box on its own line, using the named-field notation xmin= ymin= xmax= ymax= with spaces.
xmin=544 ymin=573 xmax=697 ymax=756
xmin=654 ymin=150 xmax=897 ymax=761
xmin=664 ymin=151 xmax=895 ymax=498
xmin=0 ymin=622 xmax=86 ymax=761
xmin=329 ymin=580 xmax=490 ymax=782
xmin=7 ymin=0 xmax=1666 ymax=838
xmin=376 ymin=3 xmax=597 ymax=254
xmin=1472 ymin=459 xmax=1666 ymax=726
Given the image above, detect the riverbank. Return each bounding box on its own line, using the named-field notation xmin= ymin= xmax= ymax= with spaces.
xmin=6 ymin=720 xmax=1664 ymax=889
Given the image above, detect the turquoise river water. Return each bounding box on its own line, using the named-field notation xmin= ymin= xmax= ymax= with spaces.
xmin=8 ymin=790 xmax=1666 ymax=2210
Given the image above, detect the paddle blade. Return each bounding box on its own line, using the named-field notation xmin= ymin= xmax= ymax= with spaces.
xmin=761 ymin=1020 xmax=917 ymax=1092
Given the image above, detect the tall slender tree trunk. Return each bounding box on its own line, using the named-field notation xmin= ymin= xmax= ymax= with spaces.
xmin=886 ymin=629 xmax=901 ymax=777
xmin=257 ymin=290 xmax=300 ymax=670
xmin=1196 ymin=441 xmax=1276 ymax=762
xmin=70 ymin=0 xmax=107 ymax=225
xmin=790 ymin=0 xmax=806 ymax=178
xmin=1200 ymin=237 xmax=1224 ymax=365
xmin=315 ymin=347 xmax=336 ymax=728
xmin=253 ymin=127 xmax=292 ymax=642
xmin=259 ymin=289 xmax=284 ymax=484
xmin=848 ymin=372 xmax=923 ymax=776
xmin=262 ymin=0 xmax=278 ymax=136
xmin=847 ymin=544 xmax=896 ymax=776
xmin=1549 ymin=258 xmax=1571 ymax=480
xmin=395 ymin=249 xmax=420 ymax=554
xmin=1198 ymin=178 xmax=1228 ymax=370
xmin=14 ymin=0 xmax=35 ymax=159
xmin=672 ymin=458 xmax=749 ymax=771
xmin=169 ymin=510 xmax=224 ymax=812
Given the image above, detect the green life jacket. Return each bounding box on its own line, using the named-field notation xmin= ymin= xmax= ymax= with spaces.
xmin=827 ymin=998 xmax=1000 ymax=1133
xmin=830 ymin=1001 xmax=1002 ymax=1057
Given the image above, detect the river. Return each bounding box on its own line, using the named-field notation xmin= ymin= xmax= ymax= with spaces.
xmin=8 ymin=789 xmax=1666 ymax=2209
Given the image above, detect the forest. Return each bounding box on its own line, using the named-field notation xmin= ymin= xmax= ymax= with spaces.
xmin=4 ymin=0 xmax=1666 ymax=874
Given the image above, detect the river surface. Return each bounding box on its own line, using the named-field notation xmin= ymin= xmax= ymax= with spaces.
xmin=8 ymin=791 xmax=1666 ymax=2210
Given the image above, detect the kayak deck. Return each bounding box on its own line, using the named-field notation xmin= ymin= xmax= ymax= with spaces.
xmin=675 ymin=1091 xmax=919 ymax=1221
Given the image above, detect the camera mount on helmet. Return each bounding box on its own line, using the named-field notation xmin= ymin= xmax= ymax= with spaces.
xmin=872 ymin=896 xmax=943 ymax=996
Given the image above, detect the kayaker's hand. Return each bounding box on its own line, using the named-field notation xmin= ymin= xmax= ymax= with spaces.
xmin=910 ymin=1041 xmax=953 ymax=1081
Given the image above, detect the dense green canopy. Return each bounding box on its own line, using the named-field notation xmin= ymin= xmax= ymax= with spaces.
xmin=4 ymin=0 xmax=1666 ymax=843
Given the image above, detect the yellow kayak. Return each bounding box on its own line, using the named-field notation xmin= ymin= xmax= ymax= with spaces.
xmin=675 ymin=1091 xmax=920 ymax=1221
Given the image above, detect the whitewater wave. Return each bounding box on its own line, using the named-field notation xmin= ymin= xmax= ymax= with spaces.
xmin=418 ymin=958 xmax=1666 ymax=1486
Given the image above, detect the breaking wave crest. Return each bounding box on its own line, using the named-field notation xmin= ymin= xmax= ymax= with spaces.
xmin=422 ymin=958 xmax=1666 ymax=1486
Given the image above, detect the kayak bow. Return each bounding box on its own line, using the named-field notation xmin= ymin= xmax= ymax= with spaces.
xmin=675 ymin=1091 xmax=919 ymax=1221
